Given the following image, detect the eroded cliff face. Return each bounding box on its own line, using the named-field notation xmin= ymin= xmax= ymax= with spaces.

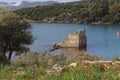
xmin=55 ymin=30 xmax=87 ymax=48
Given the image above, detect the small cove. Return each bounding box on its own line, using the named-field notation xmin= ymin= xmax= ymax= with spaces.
xmin=29 ymin=23 xmax=120 ymax=59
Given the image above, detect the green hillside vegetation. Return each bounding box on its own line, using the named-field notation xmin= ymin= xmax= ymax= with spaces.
xmin=15 ymin=0 xmax=120 ymax=24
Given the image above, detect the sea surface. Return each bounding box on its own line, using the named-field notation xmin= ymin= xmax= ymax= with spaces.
xmin=29 ymin=23 xmax=120 ymax=59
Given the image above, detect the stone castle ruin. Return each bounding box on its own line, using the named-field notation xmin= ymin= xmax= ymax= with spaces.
xmin=54 ymin=29 xmax=87 ymax=49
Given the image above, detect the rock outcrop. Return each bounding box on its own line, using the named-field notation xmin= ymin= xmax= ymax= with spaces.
xmin=54 ymin=30 xmax=87 ymax=48
xmin=69 ymin=62 xmax=77 ymax=67
xmin=46 ymin=64 xmax=64 ymax=75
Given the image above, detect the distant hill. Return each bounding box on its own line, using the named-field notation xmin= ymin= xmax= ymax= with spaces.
xmin=0 ymin=1 xmax=59 ymax=10
xmin=14 ymin=0 xmax=120 ymax=24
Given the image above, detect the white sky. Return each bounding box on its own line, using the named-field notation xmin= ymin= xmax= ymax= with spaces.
xmin=0 ymin=0 xmax=80 ymax=3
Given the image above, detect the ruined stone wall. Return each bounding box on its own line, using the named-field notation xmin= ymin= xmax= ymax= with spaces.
xmin=58 ymin=29 xmax=87 ymax=48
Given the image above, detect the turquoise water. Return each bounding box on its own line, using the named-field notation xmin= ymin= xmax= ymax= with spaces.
xmin=30 ymin=23 xmax=120 ymax=59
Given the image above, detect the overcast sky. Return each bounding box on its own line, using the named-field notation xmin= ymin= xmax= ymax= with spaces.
xmin=0 ymin=0 xmax=80 ymax=3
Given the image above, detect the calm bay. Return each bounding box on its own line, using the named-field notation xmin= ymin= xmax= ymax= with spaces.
xmin=29 ymin=23 xmax=120 ymax=59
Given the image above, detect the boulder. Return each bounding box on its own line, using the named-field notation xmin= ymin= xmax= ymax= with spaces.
xmin=46 ymin=64 xmax=64 ymax=75
xmin=100 ymin=63 xmax=109 ymax=71
xmin=70 ymin=62 xmax=77 ymax=67
xmin=52 ymin=64 xmax=64 ymax=72
xmin=54 ymin=30 xmax=87 ymax=48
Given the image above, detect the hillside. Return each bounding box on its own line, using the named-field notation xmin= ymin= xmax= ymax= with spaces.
xmin=0 ymin=1 xmax=59 ymax=10
xmin=15 ymin=0 xmax=120 ymax=24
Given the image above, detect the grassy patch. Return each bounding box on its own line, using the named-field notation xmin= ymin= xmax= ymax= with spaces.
xmin=0 ymin=52 xmax=120 ymax=80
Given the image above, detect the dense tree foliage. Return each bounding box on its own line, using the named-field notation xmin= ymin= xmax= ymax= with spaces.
xmin=0 ymin=8 xmax=33 ymax=62
xmin=15 ymin=0 xmax=120 ymax=24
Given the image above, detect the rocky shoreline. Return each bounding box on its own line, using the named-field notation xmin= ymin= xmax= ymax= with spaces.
xmin=26 ymin=20 xmax=120 ymax=24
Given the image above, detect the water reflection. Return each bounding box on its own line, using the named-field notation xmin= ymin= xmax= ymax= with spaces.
xmin=60 ymin=48 xmax=87 ymax=60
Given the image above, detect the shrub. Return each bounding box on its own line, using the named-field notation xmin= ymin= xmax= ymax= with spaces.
xmin=72 ymin=51 xmax=101 ymax=62
xmin=113 ymin=56 xmax=120 ymax=61
xmin=12 ymin=52 xmax=67 ymax=66
xmin=12 ymin=52 xmax=39 ymax=66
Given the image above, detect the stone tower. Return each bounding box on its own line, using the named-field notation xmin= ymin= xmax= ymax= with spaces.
xmin=55 ymin=30 xmax=87 ymax=48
